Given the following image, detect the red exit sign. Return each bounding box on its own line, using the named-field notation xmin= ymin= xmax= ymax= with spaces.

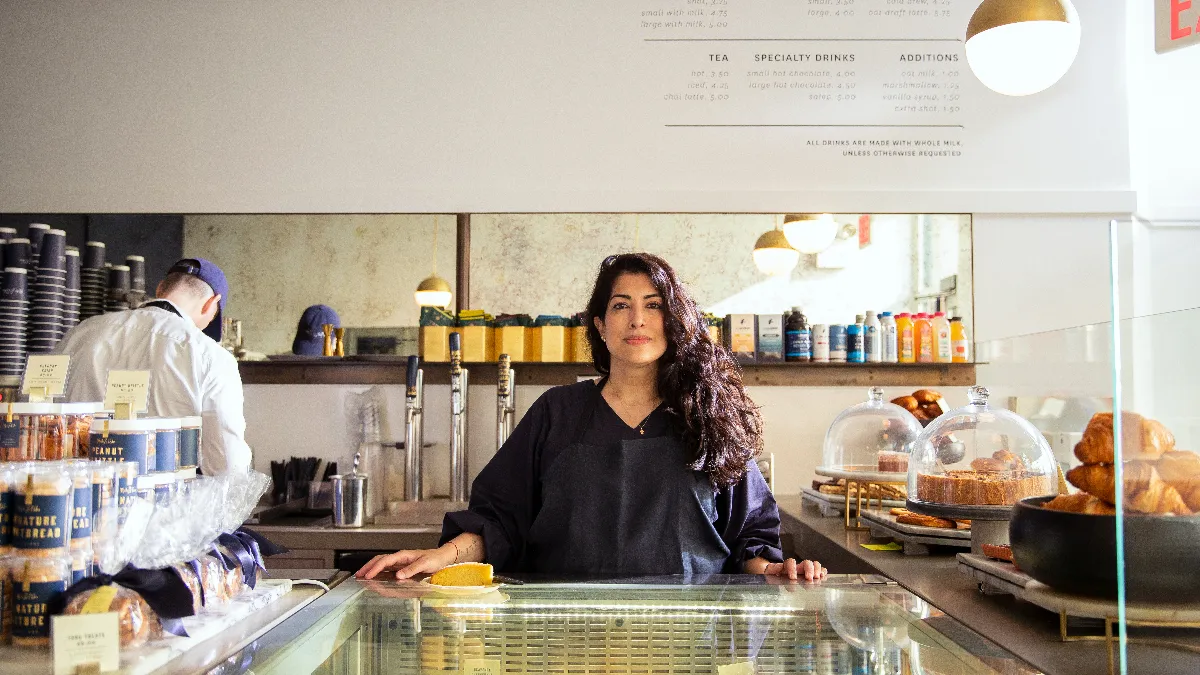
xmin=1158 ymin=0 xmax=1200 ymax=53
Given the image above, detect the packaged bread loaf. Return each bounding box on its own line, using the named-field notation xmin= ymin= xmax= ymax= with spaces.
xmin=198 ymin=555 xmax=229 ymax=607
xmin=11 ymin=463 xmax=73 ymax=557
xmin=170 ymin=562 xmax=204 ymax=613
xmin=0 ymin=462 xmax=15 ymax=556
xmin=62 ymin=583 xmax=156 ymax=648
xmin=1 ymin=556 xmax=11 ymax=643
xmin=68 ymin=462 xmax=92 ymax=553
xmin=10 ymin=554 xmax=70 ymax=647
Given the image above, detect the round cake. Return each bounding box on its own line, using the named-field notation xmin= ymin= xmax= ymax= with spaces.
xmin=915 ymin=470 xmax=1046 ymax=505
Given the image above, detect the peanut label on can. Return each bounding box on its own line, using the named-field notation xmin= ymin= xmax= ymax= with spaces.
xmin=90 ymin=432 xmax=150 ymax=474
xmin=156 ymin=431 xmax=178 ymax=472
xmin=13 ymin=494 xmax=70 ymax=549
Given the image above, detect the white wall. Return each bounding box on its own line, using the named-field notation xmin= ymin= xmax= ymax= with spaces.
xmin=1127 ymin=1 xmax=1200 ymax=220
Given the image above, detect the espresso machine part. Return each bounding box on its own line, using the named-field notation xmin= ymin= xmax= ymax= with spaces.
xmin=449 ymin=332 xmax=470 ymax=502
xmin=496 ymin=353 xmax=516 ymax=450
xmin=404 ymin=355 xmax=425 ymax=501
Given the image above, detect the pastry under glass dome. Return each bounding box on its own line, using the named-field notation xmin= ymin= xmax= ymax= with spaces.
xmin=820 ymin=387 xmax=924 ymax=477
xmin=907 ymin=385 xmax=1056 ymax=509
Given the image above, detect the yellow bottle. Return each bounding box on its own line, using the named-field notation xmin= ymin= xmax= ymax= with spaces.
xmin=896 ymin=313 xmax=915 ymax=363
xmin=915 ymin=313 xmax=934 ymax=363
xmin=950 ymin=316 xmax=970 ymax=363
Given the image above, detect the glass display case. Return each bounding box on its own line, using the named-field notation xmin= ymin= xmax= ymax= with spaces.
xmin=906 ymin=386 xmax=1056 ymax=510
xmin=969 ymin=220 xmax=1200 ymax=675
xmin=819 ymin=387 xmax=923 ymax=477
xmin=240 ymin=576 xmax=1039 ymax=675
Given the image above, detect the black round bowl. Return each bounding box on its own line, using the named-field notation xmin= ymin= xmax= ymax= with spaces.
xmin=1010 ymin=496 xmax=1200 ymax=602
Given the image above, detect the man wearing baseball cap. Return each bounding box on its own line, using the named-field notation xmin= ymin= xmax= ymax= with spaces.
xmin=56 ymin=257 xmax=251 ymax=475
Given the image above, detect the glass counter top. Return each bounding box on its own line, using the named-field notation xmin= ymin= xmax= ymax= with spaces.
xmin=239 ymin=574 xmax=1040 ymax=675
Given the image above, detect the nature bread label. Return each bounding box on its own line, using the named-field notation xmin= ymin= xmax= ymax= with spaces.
xmin=71 ymin=485 xmax=92 ymax=540
xmin=13 ymin=494 xmax=70 ymax=549
xmin=13 ymin=580 xmax=69 ymax=639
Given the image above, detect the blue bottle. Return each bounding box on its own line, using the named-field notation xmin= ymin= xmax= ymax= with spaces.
xmin=847 ymin=314 xmax=865 ymax=363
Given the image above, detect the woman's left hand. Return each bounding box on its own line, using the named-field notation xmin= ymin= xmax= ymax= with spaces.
xmin=762 ymin=558 xmax=827 ymax=582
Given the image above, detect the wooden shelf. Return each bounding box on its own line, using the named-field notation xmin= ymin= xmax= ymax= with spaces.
xmin=239 ymin=359 xmax=976 ymax=387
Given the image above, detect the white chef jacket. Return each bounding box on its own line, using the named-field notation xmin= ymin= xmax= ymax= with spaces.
xmin=54 ymin=300 xmax=252 ymax=475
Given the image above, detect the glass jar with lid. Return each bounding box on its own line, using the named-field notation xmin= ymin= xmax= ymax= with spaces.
xmin=87 ymin=419 xmax=158 ymax=474
xmin=58 ymin=402 xmax=101 ymax=459
xmin=0 ymin=403 xmax=68 ymax=461
xmin=907 ymin=385 xmax=1057 ymax=509
xmin=820 ymin=387 xmax=924 ymax=477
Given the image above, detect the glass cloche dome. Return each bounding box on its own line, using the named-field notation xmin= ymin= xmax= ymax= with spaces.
xmin=907 ymin=385 xmax=1056 ymax=507
xmin=821 ymin=387 xmax=924 ymax=475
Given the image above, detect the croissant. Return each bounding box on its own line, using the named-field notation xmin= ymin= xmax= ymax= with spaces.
xmin=1042 ymin=492 xmax=1117 ymax=515
xmin=1074 ymin=412 xmax=1175 ymax=464
xmin=1066 ymin=461 xmax=1191 ymax=515
xmin=891 ymin=395 xmax=919 ymax=413
xmin=912 ymin=389 xmax=942 ymax=405
xmin=1156 ymin=450 xmax=1200 ymax=511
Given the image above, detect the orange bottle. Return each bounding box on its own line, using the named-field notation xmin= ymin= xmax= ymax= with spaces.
xmin=932 ymin=311 xmax=952 ymax=363
xmin=896 ymin=313 xmax=915 ymax=363
xmin=915 ymin=313 xmax=934 ymax=363
xmin=950 ymin=316 xmax=970 ymax=363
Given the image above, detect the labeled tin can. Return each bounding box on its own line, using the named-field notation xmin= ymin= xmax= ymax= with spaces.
xmin=10 ymin=553 xmax=71 ymax=646
xmin=151 ymin=418 xmax=181 ymax=472
xmin=178 ymin=416 xmax=202 ymax=470
xmin=11 ymin=463 xmax=73 ymax=556
xmin=89 ymin=419 xmax=158 ymax=474
xmin=114 ymin=461 xmax=140 ymax=514
xmin=828 ymin=324 xmax=847 ymax=362
xmin=811 ymin=324 xmax=830 ymax=362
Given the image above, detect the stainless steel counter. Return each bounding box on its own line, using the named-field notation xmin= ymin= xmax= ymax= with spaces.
xmin=776 ymin=495 xmax=1200 ymax=675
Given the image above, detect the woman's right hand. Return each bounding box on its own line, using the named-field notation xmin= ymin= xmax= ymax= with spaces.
xmin=356 ymin=546 xmax=456 ymax=581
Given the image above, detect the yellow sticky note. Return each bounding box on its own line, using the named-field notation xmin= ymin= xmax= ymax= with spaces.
xmin=861 ymin=542 xmax=903 ymax=552
xmin=718 ymin=662 xmax=756 ymax=675
xmin=461 ymin=658 xmax=503 ymax=675
xmin=104 ymin=369 xmax=151 ymax=413
xmin=22 ymin=354 xmax=71 ymax=397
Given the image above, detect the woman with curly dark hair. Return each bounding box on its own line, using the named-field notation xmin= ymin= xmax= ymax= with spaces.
xmin=359 ymin=253 xmax=826 ymax=582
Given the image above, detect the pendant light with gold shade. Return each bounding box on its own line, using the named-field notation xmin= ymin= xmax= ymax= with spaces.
xmin=782 ymin=213 xmax=841 ymax=255
xmin=752 ymin=217 xmax=800 ymax=276
xmin=965 ymin=0 xmax=1081 ymax=97
xmin=414 ymin=215 xmax=453 ymax=308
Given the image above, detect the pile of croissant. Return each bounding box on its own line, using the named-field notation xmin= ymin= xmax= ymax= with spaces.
xmin=891 ymin=389 xmax=948 ymax=425
xmin=1045 ymin=412 xmax=1200 ymax=516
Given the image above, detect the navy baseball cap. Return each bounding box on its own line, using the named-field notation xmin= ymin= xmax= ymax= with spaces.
xmin=293 ymin=304 xmax=341 ymax=355
xmin=168 ymin=257 xmax=229 ymax=341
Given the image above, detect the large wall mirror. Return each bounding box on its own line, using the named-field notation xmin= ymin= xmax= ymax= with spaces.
xmin=0 ymin=213 xmax=972 ymax=358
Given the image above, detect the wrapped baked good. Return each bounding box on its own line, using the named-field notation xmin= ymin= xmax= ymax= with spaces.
xmin=11 ymin=463 xmax=73 ymax=557
xmin=170 ymin=562 xmax=204 ymax=612
xmin=9 ymin=553 xmax=70 ymax=647
xmin=1074 ymin=412 xmax=1174 ymax=464
xmin=62 ymin=584 xmax=156 ymax=648
xmin=198 ymin=555 xmax=230 ymax=607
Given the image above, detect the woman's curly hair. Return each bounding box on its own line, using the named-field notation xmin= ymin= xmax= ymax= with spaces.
xmin=585 ymin=253 xmax=763 ymax=489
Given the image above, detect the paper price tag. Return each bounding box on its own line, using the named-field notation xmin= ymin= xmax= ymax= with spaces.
xmin=104 ymin=370 xmax=151 ymax=413
xmin=461 ymin=658 xmax=503 ymax=675
xmin=52 ymin=612 xmax=120 ymax=675
xmin=22 ymin=354 xmax=71 ymax=397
